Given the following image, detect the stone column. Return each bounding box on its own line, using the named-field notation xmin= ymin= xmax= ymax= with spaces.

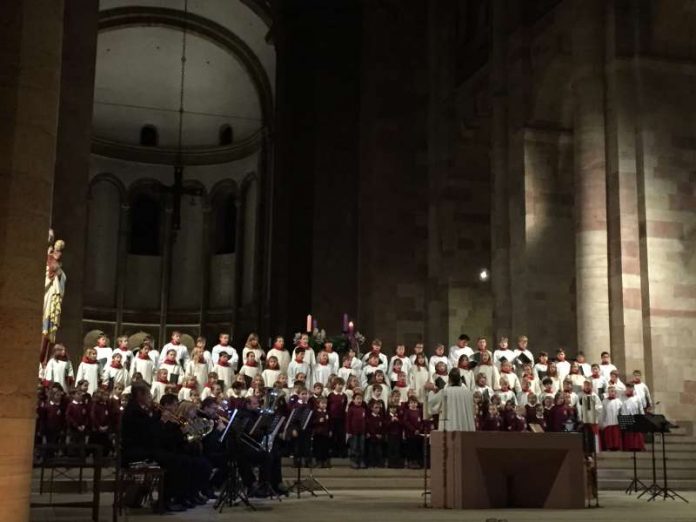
xmin=572 ymin=0 xmax=611 ymax=363
xmin=490 ymin=0 xmax=512 ymax=339
xmin=0 ymin=2 xmax=64 ymax=521
xmin=51 ymin=0 xmax=99 ymax=355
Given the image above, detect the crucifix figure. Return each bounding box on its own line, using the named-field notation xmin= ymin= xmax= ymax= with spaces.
xmin=165 ymin=165 xmax=203 ymax=231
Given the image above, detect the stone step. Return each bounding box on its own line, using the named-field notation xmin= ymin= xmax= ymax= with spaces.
xmin=598 ymin=468 xmax=696 ymax=479
xmin=599 ymin=478 xmax=696 ymax=491
xmin=281 ymin=466 xmax=424 ymax=478
xmin=599 ymin=458 xmax=696 ymax=470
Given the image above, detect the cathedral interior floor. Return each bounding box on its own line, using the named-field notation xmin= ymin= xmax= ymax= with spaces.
xmin=30 ymin=489 xmax=696 ymax=522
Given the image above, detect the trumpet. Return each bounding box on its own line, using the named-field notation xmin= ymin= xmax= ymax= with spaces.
xmin=151 ymin=402 xmax=187 ymax=425
xmin=152 ymin=403 xmax=213 ymax=442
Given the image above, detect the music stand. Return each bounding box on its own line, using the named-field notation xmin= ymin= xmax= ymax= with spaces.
xmin=214 ymin=410 xmax=256 ymax=513
xmin=618 ymin=414 xmax=649 ymax=496
xmin=645 ymin=415 xmax=688 ymax=503
xmin=286 ymin=409 xmax=334 ymax=499
xmin=250 ymin=412 xmax=286 ymax=501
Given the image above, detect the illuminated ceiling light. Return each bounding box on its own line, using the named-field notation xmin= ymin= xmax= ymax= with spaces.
xmin=479 ymin=268 xmax=490 ymax=282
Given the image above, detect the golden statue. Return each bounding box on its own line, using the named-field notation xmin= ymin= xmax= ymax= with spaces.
xmin=40 ymin=229 xmax=66 ymax=365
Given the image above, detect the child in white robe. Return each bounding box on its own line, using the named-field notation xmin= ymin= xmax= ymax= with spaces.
xmin=43 ymin=344 xmax=74 ymax=390
xmin=313 ymin=351 xmax=333 ymax=387
xmin=261 ymin=356 xmax=282 ymax=388
xmin=75 ymin=347 xmax=101 ymax=395
xmin=267 ymin=336 xmax=291 ymax=374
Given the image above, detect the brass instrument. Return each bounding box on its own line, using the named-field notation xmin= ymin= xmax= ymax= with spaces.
xmin=152 ymin=403 xmax=214 ymax=442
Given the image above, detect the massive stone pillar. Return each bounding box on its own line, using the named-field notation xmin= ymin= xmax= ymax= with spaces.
xmin=571 ymin=0 xmax=610 ymax=363
xmin=51 ymin=0 xmax=99 ymax=355
xmin=490 ymin=0 xmax=513 ymax=340
xmin=603 ymin=2 xmax=648 ymax=376
xmin=0 ymin=1 xmax=64 ymax=521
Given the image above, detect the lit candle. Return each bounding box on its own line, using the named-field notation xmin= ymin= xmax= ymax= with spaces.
xmin=348 ymin=321 xmax=354 ymax=334
xmin=306 ymin=314 xmax=312 ymax=333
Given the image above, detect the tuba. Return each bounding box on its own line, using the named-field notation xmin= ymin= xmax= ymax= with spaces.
xmin=262 ymin=388 xmax=282 ymax=413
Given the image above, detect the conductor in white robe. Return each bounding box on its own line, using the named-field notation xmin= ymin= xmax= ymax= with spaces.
xmin=428 ymin=368 xmax=476 ymax=432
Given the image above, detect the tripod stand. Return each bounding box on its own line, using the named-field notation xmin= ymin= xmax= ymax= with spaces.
xmin=214 ymin=458 xmax=255 ymax=512
xmin=647 ymin=420 xmax=688 ymax=503
xmin=214 ymin=410 xmax=255 ymax=513
xmin=285 ymin=409 xmax=333 ymax=499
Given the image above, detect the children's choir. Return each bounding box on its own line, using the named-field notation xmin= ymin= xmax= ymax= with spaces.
xmin=37 ymin=330 xmax=652 ymax=476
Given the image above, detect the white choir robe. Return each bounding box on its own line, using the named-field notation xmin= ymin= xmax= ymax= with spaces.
xmin=448 ymin=346 xmax=474 ymax=369
xmin=360 ymin=352 xmax=388 ymax=374
xmin=184 ymin=360 xmax=210 ymax=391
xmin=112 ymin=348 xmax=134 ymax=371
xmin=159 ymin=361 xmax=183 ymax=384
xmin=150 ymin=381 xmax=168 ymax=403
xmin=347 ymin=356 xmax=363 ymax=372
xmin=599 ymin=363 xmax=618 ymax=381
xmin=325 ymin=351 xmax=340 ymax=375
xmin=267 ymin=348 xmax=291 ymax=374
xmin=293 ymin=347 xmax=316 ymax=367
xmin=517 ymin=391 xmax=535 ymax=407
xmin=361 ymin=365 xmax=382 ymax=388
xmin=408 ymin=366 xmax=431 ymax=403
xmin=394 ymin=384 xmax=410 ymax=404
xmin=512 ymin=349 xmax=534 ymax=366
xmin=313 ymin=363 xmax=333 ymax=387
xmin=388 ymin=355 xmax=412 ymax=376
xmin=539 ymin=391 xmax=556 ymax=405
xmin=493 ymin=348 xmax=515 ymax=368
xmin=428 ymin=355 xmax=451 ymax=374
xmin=287 ymin=360 xmax=311 ymax=387
xmin=201 ymin=386 xmax=214 ymax=400
xmin=213 ymin=364 xmax=235 ymax=390
xmin=147 ymin=350 xmax=160 ymax=366
xmin=159 ymin=343 xmax=190 ymax=366
xmin=131 ymin=356 xmax=155 ymax=385
xmin=408 ymin=353 xmax=421 ymax=365
xmin=476 ymin=364 xmax=501 ymax=391
xmin=178 ymin=386 xmax=196 ymax=401
xmin=457 ymin=368 xmax=476 ymax=390
xmin=428 ymin=385 xmax=476 ymax=431
xmin=475 ymin=385 xmax=494 ymax=402
xmin=338 ymin=366 xmax=359 ymax=383
xmin=44 ymin=358 xmax=74 ymax=390
xmin=633 ymin=382 xmax=652 ymax=409
xmin=600 ymin=398 xmax=623 ymax=428
xmin=578 ymin=362 xmax=592 ymax=377
xmin=365 ymin=382 xmax=391 ymax=401
xmin=590 ymin=375 xmax=607 ymax=397
xmin=495 ymin=389 xmax=516 ymax=405
xmin=242 ymin=347 xmax=266 ymax=369
xmin=95 ymin=346 xmax=113 ymax=368
xmin=102 ymin=366 xmax=130 ymax=388
xmin=568 ymin=374 xmax=586 ymax=392
xmin=211 ymin=344 xmax=239 ymax=370
xmin=76 ymin=362 xmax=101 ymax=394
xmin=430 ymin=371 xmax=450 ymax=388
xmin=525 ymin=376 xmax=542 ymax=396
xmin=548 ymin=376 xmax=561 ymax=394
xmin=261 ymin=369 xmax=281 ymax=388
xmin=620 ymin=395 xmax=644 ymax=416
xmin=238 ymin=364 xmax=261 ymax=382
xmin=606 ymin=379 xmax=626 ymax=398
xmin=556 ymin=360 xmax=571 ymax=383
xmin=565 ymin=391 xmax=579 ymax=408
xmin=533 ymin=363 xmax=548 ymax=380
xmin=498 ymin=370 xmax=521 ymax=393
xmin=578 ymin=392 xmax=603 ymax=424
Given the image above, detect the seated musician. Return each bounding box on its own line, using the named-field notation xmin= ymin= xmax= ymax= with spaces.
xmin=156 ymin=395 xmax=215 ymax=504
xmin=200 ymin=397 xmax=230 ymax=490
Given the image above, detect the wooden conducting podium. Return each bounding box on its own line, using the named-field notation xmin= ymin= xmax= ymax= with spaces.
xmin=430 ymin=431 xmax=585 ymax=509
